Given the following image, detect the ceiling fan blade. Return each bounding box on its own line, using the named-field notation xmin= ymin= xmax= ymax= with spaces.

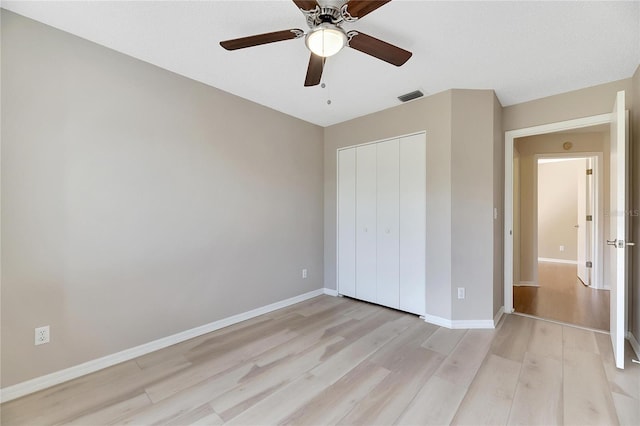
xmin=220 ymin=29 xmax=303 ymax=51
xmin=348 ymin=32 xmax=412 ymax=66
xmin=304 ymin=53 xmax=325 ymax=87
xmin=292 ymin=0 xmax=319 ymax=11
xmin=344 ymin=0 xmax=391 ymax=19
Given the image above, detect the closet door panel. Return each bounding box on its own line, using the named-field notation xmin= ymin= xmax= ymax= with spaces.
xmin=355 ymin=144 xmax=377 ymax=303
xmin=337 ymin=148 xmax=356 ymax=297
xmin=376 ymin=139 xmax=400 ymax=309
xmin=399 ymin=134 xmax=426 ymax=315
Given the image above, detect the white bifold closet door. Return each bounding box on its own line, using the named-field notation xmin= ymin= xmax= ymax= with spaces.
xmin=355 ymin=143 xmax=377 ymax=303
xmin=337 ymin=133 xmax=426 ymax=315
xmin=376 ymin=140 xmax=400 ymax=309
xmin=337 ymin=148 xmax=356 ymax=298
xmin=399 ymin=134 xmax=426 ymax=314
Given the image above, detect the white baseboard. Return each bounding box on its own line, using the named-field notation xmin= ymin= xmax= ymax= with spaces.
xmin=628 ymin=332 xmax=640 ymax=360
xmin=0 ymin=288 xmax=328 ymax=403
xmin=323 ymin=288 xmax=338 ymax=296
xmin=423 ymin=313 xmax=498 ymax=330
xmin=538 ymin=257 xmax=578 ymax=265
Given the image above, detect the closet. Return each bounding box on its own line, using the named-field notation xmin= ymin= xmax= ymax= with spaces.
xmin=337 ymin=132 xmax=426 ymax=315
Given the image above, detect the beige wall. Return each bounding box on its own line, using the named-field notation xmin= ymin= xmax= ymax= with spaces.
xmin=537 ymin=159 xmax=584 ymax=261
xmin=450 ymin=90 xmax=500 ymax=321
xmin=515 ymin=132 xmax=606 ymax=283
xmin=324 ymin=89 xmax=501 ymax=322
xmin=631 ymin=65 xmax=640 ymax=344
xmin=1 ymin=11 xmax=324 ymax=387
xmin=503 ymin=78 xmax=633 ymax=131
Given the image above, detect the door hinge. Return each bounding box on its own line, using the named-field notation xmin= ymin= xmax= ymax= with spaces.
xmin=586 ymin=215 xmax=593 ymax=221
xmin=586 ymin=261 xmax=593 ymax=268
xmin=586 ymin=169 xmax=593 ymax=175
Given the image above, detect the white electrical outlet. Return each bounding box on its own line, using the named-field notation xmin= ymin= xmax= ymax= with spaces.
xmin=560 ymin=245 xmax=565 ymax=252
xmin=35 ymin=326 xmax=50 ymax=345
xmin=302 ymin=268 xmax=308 ymax=279
xmin=457 ymin=288 xmax=465 ymax=300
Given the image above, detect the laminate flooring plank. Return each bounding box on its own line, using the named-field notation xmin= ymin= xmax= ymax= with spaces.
xmin=330 ymin=307 xmax=406 ymax=342
xmin=368 ymin=321 xmax=439 ymax=368
xmin=2 ymin=358 xmax=190 ymax=426
xmin=563 ymin=348 xmax=619 ymax=425
xmin=526 ymin=319 xmax=563 ymax=360
xmin=223 ymin=373 xmax=328 ymax=425
xmin=250 ymin=314 xmax=354 ymax=369
xmin=1 ymin=360 xmax=141 ymax=419
xmin=489 ymin=314 xmax=535 ymax=362
xmin=394 ymin=375 xmax=468 ymax=426
xmin=279 ymin=361 xmax=390 ymax=426
xmin=145 ymin=329 xmax=297 ymax=403
xmin=611 ymin=391 xmax=640 ymax=426
xmin=184 ymin=314 xmax=301 ymax=363
xmin=62 ymin=393 xmax=152 ymax=425
xmin=210 ymin=335 xmax=344 ymax=420
xmin=120 ymin=398 xmax=215 ymax=425
xmin=186 ymin=405 xmax=224 ymax=426
xmin=421 ymin=327 xmax=467 ymax=356
xmin=309 ymin=315 xmax=416 ymax=383
xmin=339 ymin=347 xmax=445 ymax=425
xmin=133 ymin=316 xmax=272 ymax=370
xmin=594 ymin=333 xmax=640 ymax=400
xmin=120 ymin=362 xmax=253 ymax=425
xmin=291 ymin=295 xmax=347 ymax=317
xmin=507 ymin=351 xmax=563 ymax=425
xmin=451 ymin=354 xmax=521 ymax=426
xmin=163 ymin=403 xmax=218 ymax=426
xmin=433 ymin=329 xmax=495 ymax=388
xmin=562 ymin=325 xmax=600 ymax=354
xmin=339 ymin=298 xmax=385 ymax=320
xmin=225 ymin=315 xmax=415 ymax=425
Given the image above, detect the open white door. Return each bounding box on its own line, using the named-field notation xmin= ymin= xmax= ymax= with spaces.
xmin=608 ymin=90 xmax=628 ymax=369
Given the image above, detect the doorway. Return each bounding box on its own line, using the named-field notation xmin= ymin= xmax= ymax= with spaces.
xmin=511 ymin=135 xmax=608 ymax=330
xmin=504 ymin=91 xmax=629 ymax=369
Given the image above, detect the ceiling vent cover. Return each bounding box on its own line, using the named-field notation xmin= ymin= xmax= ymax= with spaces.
xmin=398 ymin=90 xmax=424 ymax=102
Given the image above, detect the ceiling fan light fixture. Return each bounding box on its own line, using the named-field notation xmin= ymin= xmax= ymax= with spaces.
xmin=305 ymin=24 xmax=346 ymax=57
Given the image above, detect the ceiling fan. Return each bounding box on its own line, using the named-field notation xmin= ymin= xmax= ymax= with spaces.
xmin=220 ymin=0 xmax=412 ymax=87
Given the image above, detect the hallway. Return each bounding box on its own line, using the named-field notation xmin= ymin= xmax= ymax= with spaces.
xmin=514 ymin=261 xmax=610 ymax=331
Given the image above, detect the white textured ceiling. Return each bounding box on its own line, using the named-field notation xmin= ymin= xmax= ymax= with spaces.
xmin=2 ymin=1 xmax=639 ymax=127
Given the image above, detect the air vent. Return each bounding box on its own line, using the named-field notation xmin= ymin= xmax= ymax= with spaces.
xmin=398 ymin=90 xmax=424 ymax=102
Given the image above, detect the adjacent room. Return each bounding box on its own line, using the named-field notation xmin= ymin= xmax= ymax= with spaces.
xmin=2 ymin=1 xmax=640 ymax=425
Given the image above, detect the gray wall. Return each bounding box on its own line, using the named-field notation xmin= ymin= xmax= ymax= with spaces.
xmin=324 ymin=89 xmax=501 ymax=323
xmin=1 ymin=11 xmax=324 ymax=387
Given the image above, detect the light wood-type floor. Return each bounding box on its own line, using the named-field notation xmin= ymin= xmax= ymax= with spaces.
xmin=514 ymin=261 xmax=610 ymax=331
xmin=2 ymin=295 xmax=639 ymax=425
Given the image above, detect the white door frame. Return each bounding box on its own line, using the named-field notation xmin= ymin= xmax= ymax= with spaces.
xmin=532 ymin=153 xmax=604 ymax=289
xmin=504 ymin=113 xmax=611 ymax=313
